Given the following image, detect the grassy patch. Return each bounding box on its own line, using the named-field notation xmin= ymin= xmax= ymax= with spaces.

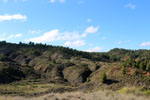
xmin=0 ymin=81 xmax=73 ymax=97
xmin=118 ymin=86 xmax=150 ymax=96
xmin=0 ymin=90 xmax=150 ymax=100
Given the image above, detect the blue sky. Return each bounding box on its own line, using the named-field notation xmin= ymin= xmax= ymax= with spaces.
xmin=0 ymin=0 xmax=150 ymax=52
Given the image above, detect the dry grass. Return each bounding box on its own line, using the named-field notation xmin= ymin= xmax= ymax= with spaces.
xmin=0 ymin=90 xmax=150 ymax=100
xmin=0 ymin=82 xmax=73 ymax=96
xmin=118 ymin=87 xmax=150 ymax=96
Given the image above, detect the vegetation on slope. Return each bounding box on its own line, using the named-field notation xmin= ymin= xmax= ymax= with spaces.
xmin=1 ymin=41 xmax=150 ymax=98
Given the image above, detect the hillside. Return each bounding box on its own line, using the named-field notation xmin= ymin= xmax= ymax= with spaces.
xmin=1 ymin=41 xmax=150 ymax=99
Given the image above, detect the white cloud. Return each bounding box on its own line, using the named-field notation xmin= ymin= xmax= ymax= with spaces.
xmin=7 ymin=34 xmax=14 ymax=40
xmin=58 ymin=31 xmax=86 ymax=41
xmin=87 ymin=18 xmax=92 ymax=22
xmin=28 ymin=30 xmax=86 ymax=44
xmin=59 ymin=26 xmax=98 ymax=40
xmin=85 ymin=46 xmax=102 ymax=52
xmin=8 ymin=34 xmax=22 ymax=39
xmin=0 ymin=14 xmax=27 ymax=21
xmin=0 ymin=33 xmax=23 ymax=40
xmin=28 ymin=30 xmax=41 ymax=34
xmin=0 ymin=38 xmax=5 ymax=41
xmin=125 ymin=3 xmax=136 ymax=9
xmin=28 ymin=29 xmax=59 ymax=43
xmin=14 ymin=33 xmax=22 ymax=38
xmin=1 ymin=33 xmax=6 ymax=37
xmin=140 ymin=42 xmax=150 ymax=47
xmin=28 ymin=30 xmax=84 ymax=45
xmin=64 ymin=40 xmax=85 ymax=47
xmin=0 ymin=33 xmax=6 ymax=40
xmin=81 ymin=33 xmax=87 ymax=37
xmin=49 ymin=0 xmax=55 ymax=3
xmin=27 ymin=26 xmax=100 ymax=46
xmin=85 ymin=26 xmax=99 ymax=34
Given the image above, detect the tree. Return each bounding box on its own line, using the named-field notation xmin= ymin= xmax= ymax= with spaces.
xmin=52 ymin=59 xmax=56 ymax=64
xmin=110 ymin=55 xmax=117 ymax=61
xmin=19 ymin=41 xmax=23 ymax=45
xmin=139 ymin=62 xmax=145 ymax=70
xmin=123 ymin=61 xmax=127 ymax=67
xmin=100 ymin=72 xmax=107 ymax=83
xmin=126 ymin=60 xmax=130 ymax=67
xmin=146 ymin=63 xmax=150 ymax=71
xmin=136 ymin=61 xmax=140 ymax=68
xmin=121 ymin=66 xmax=126 ymax=75
xmin=132 ymin=63 xmax=136 ymax=69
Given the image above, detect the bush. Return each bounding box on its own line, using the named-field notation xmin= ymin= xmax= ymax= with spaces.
xmin=121 ymin=66 xmax=126 ymax=75
xmin=0 ymin=54 xmax=9 ymax=62
xmin=142 ymin=90 xmax=150 ymax=96
xmin=52 ymin=59 xmax=56 ymax=64
xmin=31 ymin=50 xmax=41 ymax=56
xmin=146 ymin=64 xmax=150 ymax=71
xmin=139 ymin=62 xmax=145 ymax=70
xmin=118 ymin=87 xmax=140 ymax=95
xmin=100 ymin=72 xmax=107 ymax=83
xmin=86 ymin=77 xmax=91 ymax=83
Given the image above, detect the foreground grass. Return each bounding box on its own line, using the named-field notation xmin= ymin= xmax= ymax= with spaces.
xmin=0 ymin=90 xmax=150 ymax=100
xmin=0 ymin=81 xmax=73 ymax=97
xmin=0 ymin=81 xmax=150 ymax=100
xmin=118 ymin=86 xmax=150 ymax=96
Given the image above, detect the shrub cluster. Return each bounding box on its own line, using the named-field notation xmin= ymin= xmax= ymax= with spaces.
xmin=123 ymin=58 xmax=150 ymax=71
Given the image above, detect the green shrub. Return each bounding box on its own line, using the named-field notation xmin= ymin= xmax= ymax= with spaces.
xmin=139 ymin=62 xmax=145 ymax=70
xmin=142 ymin=90 xmax=150 ymax=96
xmin=132 ymin=63 xmax=136 ymax=69
xmin=118 ymin=87 xmax=140 ymax=95
xmin=121 ymin=66 xmax=126 ymax=75
xmin=86 ymin=77 xmax=91 ymax=83
xmin=146 ymin=64 xmax=150 ymax=71
xmin=32 ymin=50 xmax=41 ymax=56
xmin=0 ymin=54 xmax=9 ymax=62
xmin=100 ymin=72 xmax=107 ymax=83
xmin=52 ymin=60 xmax=56 ymax=64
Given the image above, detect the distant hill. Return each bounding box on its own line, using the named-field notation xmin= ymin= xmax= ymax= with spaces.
xmin=0 ymin=41 xmax=150 ymax=91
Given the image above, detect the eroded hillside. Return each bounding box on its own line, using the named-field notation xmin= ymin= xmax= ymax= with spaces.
xmin=1 ymin=41 xmax=150 ymax=97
